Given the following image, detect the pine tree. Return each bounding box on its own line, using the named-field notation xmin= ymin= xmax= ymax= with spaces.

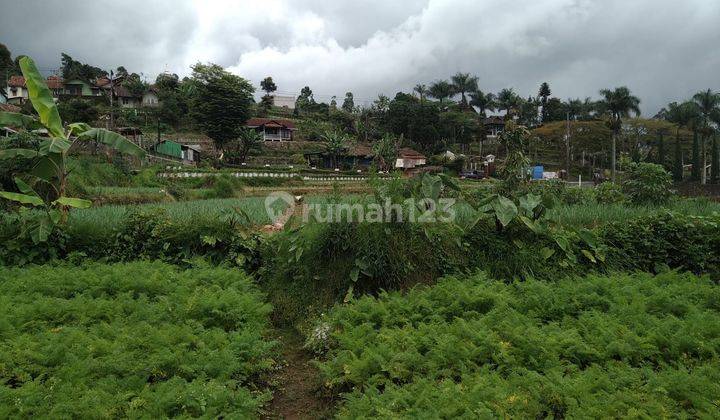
xmin=691 ymin=129 xmax=700 ymax=181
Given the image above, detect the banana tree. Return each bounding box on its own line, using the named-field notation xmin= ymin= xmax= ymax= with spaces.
xmin=0 ymin=57 xmax=145 ymax=243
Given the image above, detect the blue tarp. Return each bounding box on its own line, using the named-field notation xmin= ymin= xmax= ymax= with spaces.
xmin=532 ymin=165 xmax=544 ymax=180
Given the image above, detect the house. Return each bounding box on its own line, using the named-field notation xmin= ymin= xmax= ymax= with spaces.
xmin=271 ymin=94 xmax=295 ymax=109
xmin=142 ymin=86 xmax=160 ymax=107
xmin=395 ymin=148 xmax=427 ymax=169
xmin=304 ymin=143 xmax=375 ymax=169
xmin=153 ymin=139 xmax=201 ymax=163
xmin=62 ymin=78 xmax=101 ymax=98
xmin=483 ymin=116 xmax=505 ymax=140
xmin=6 ymin=75 xmax=28 ymax=104
xmin=245 ymin=118 xmax=296 ymax=141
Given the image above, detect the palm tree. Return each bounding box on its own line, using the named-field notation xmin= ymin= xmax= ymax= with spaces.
xmin=663 ymin=101 xmax=696 ymax=181
xmin=597 ymin=87 xmax=641 ymax=182
xmin=469 ymin=90 xmax=496 ymax=117
xmin=413 ymin=84 xmax=428 ymax=102
xmin=496 ymin=88 xmax=521 ymax=119
xmin=692 ymin=89 xmax=720 ymax=184
xmin=450 ymin=72 xmax=478 ymax=107
xmin=428 ymin=80 xmax=455 ymax=105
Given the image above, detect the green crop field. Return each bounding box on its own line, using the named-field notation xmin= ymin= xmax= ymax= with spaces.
xmin=0 ymin=262 xmax=276 ymax=418
xmin=311 ymin=271 xmax=720 ymax=418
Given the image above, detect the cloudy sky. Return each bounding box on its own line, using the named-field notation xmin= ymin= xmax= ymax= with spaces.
xmin=1 ymin=0 xmax=719 ymax=113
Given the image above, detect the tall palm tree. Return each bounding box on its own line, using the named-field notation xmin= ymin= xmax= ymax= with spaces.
xmin=663 ymin=101 xmax=697 ymax=181
xmin=450 ymin=72 xmax=479 ymax=107
xmin=428 ymin=80 xmax=455 ymax=105
xmin=413 ymin=84 xmax=428 ymax=102
xmin=496 ymin=88 xmax=521 ymax=119
xmin=469 ymin=90 xmax=496 ymax=117
xmin=597 ymin=87 xmax=641 ymax=182
xmin=692 ymin=89 xmax=720 ymax=184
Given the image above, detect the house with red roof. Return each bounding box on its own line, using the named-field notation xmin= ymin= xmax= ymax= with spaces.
xmin=245 ymin=118 xmax=297 ymax=141
xmin=6 ymin=75 xmax=28 ymax=104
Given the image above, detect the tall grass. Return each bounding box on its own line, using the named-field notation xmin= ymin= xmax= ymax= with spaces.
xmin=67 ymin=197 xmax=287 ymax=238
xmin=548 ymin=198 xmax=720 ymax=227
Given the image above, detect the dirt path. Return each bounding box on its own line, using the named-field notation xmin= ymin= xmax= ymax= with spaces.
xmin=263 ymin=329 xmax=332 ymax=419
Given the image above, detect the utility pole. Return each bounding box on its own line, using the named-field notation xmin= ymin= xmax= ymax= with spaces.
xmin=565 ymin=111 xmax=571 ymax=177
xmin=109 ymin=70 xmax=115 ymax=131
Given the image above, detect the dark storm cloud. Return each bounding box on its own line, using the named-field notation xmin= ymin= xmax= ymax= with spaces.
xmin=2 ymin=0 xmax=719 ymax=113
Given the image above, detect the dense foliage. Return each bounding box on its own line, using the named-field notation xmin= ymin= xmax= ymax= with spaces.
xmin=0 ymin=262 xmax=275 ymax=418
xmin=311 ymin=271 xmax=720 ymax=418
xmin=622 ymin=162 xmax=674 ymax=204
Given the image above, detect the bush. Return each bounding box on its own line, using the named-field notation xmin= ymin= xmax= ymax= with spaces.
xmin=208 ymin=175 xmax=238 ymax=198
xmin=313 ymin=271 xmax=720 ymax=418
xmin=594 ymin=181 xmax=626 ymax=204
xmin=598 ymin=212 xmax=720 ymax=275
xmin=0 ymin=262 xmax=276 ymax=418
xmin=622 ymin=162 xmax=673 ymax=205
xmin=261 ymin=211 xmax=467 ymax=325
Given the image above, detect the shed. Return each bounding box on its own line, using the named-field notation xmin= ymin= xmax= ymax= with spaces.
xmin=154 ymin=140 xmax=183 ymax=159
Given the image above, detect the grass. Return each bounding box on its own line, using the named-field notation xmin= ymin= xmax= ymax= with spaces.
xmin=548 ymin=198 xmax=720 ymax=227
xmin=0 ymin=262 xmax=276 ymax=418
xmin=69 ymin=196 xmax=287 ymax=232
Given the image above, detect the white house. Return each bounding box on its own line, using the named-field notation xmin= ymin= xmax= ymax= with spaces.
xmin=6 ymin=76 xmax=28 ymax=104
xmin=394 ymin=148 xmax=427 ymax=169
xmin=272 ymin=94 xmax=295 ymax=109
xmin=142 ymin=88 xmax=160 ymax=107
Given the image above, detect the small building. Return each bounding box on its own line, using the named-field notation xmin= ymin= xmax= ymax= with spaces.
xmin=483 ymin=116 xmax=505 ymax=139
xmin=271 ymin=94 xmax=295 ymax=109
xmin=63 ymin=79 xmax=100 ymax=98
xmin=154 ymin=140 xmax=201 ymax=163
xmin=6 ymin=75 xmax=28 ymax=104
xmin=245 ymin=118 xmax=296 ymax=141
xmin=395 ymin=148 xmax=427 ymax=169
xmin=142 ymin=86 xmax=160 ymax=107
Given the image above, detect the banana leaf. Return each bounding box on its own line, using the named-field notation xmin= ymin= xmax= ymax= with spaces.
xmin=0 ymin=191 xmax=44 ymax=206
xmin=79 ymin=128 xmax=146 ymax=158
xmin=19 ymin=57 xmax=65 ymax=138
xmin=0 ymin=148 xmax=39 ymax=159
xmin=53 ymin=196 xmax=92 ymax=208
xmin=0 ymin=111 xmax=42 ymax=130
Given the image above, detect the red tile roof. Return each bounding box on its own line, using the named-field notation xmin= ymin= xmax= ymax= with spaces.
xmin=46 ymin=75 xmax=63 ymax=90
xmin=8 ymin=76 xmax=25 ymax=87
xmin=398 ymin=148 xmax=426 ymax=160
xmin=245 ymin=118 xmax=296 ymax=130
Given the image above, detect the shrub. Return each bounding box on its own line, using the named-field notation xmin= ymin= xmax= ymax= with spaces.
xmin=313 ymin=271 xmax=720 ymax=418
xmin=622 ymin=162 xmax=673 ymax=205
xmin=0 ymin=262 xmax=276 ymax=418
xmin=208 ymin=175 xmax=238 ymax=198
xmin=261 ymin=218 xmax=467 ymax=326
xmin=594 ymin=181 xmax=626 ymax=204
